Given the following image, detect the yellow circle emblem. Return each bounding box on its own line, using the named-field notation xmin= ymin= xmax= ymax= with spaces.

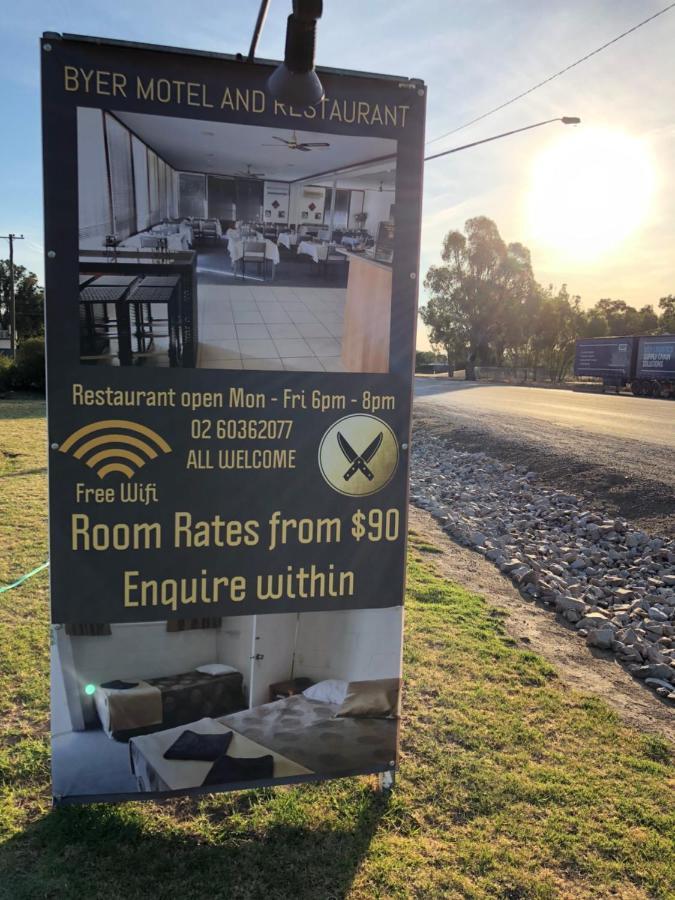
xmin=318 ymin=414 xmax=399 ymax=497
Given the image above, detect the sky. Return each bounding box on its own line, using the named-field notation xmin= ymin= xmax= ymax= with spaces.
xmin=1 ymin=0 xmax=674 ymax=351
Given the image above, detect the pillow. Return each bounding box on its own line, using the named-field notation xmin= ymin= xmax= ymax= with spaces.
xmin=335 ymin=679 xmax=401 ymax=719
xmin=302 ymin=679 xmax=348 ymax=705
xmin=196 ymin=663 xmax=238 ymax=676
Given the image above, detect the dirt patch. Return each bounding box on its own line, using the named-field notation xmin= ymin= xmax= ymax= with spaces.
xmin=413 ymin=406 xmax=675 ymax=538
xmin=408 ymin=505 xmax=675 ymax=743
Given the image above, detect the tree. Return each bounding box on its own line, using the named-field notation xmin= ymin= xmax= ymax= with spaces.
xmin=0 ymin=260 xmax=44 ymax=341
xmin=419 ymin=294 xmax=468 ymax=375
xmin=658 ymin=295 xmax=675 ymax=333
xmin=636 ymin=304 xmax=659 ymax=334
xmin=415 ymin=350 xmax=444 ymax=368
xmin=586 ymin=298 xmax=657 ymax=337
xmin=533 ymin=285 xmax=583 ymax=382
xmin=422 ymin=217 xmax=536 ymax=379
xmin=581 ymin=307 xmax=609 ymax=338
xmin=420 ymin=217 xmax=666 ymax=384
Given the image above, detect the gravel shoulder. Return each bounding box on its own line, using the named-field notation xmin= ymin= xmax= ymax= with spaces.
xmin=413 ymin=401 xmax=675 ymax=538
xmin=409 ymin=505 xmax=675 ymax=743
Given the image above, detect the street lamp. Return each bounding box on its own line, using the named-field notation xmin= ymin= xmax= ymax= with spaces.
xmin=424 ymin=116 xmax=581 ymax=162
xmin=266 ymin=0 xmax=325 ymax=108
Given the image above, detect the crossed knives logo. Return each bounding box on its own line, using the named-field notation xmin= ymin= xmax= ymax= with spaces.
xmin=318 ymin=415 xmax=399 ymax=497
xmin=337 ymin=431 xmax=383 ymax=481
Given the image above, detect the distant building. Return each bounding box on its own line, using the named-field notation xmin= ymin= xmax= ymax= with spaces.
xmin=0 ymin=328 xmax=12 ymax=357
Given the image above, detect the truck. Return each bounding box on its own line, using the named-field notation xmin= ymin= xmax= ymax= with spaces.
xmin=574 ymin=334 xmax=675 ymax=398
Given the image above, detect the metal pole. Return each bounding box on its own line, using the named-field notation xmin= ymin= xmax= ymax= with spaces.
xmin=248 ymin=0 xmax=271 ymax=61
xmin=424 ymin=118 xmax=577 ymax=162
xmin=1 ymin=233 xmax=24 ymax=359
xmin=9 ymin=236 xmax=15 ymax=358
xmin=329 ymin=177 xmax=337 ymax=240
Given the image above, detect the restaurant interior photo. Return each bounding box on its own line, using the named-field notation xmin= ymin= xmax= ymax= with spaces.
xmin=51 ymin=607 xmax=402 ymax=798
xmin=77 ymin=108 xmax=398 ymax=373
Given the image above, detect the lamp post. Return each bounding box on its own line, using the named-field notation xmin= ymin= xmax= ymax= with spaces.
xmin=424 ymin=117 xmax=581 ymax=162
xmin=266 ymin=0 xmax=324 ymax=108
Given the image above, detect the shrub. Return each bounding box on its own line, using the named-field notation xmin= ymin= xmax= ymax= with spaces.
xmin=14 ymin=337 xmax=46 ymax=392
xmin=0 ymin=354 xmax=13 ymax=392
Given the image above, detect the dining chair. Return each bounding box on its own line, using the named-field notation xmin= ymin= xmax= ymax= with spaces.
xmin=241 ymin=241 xmax=267 ymax=280
xmin=321 ymin=245 xmax=349 ymax=281
xmin=201 ymin=221 xmax=219 ymax=243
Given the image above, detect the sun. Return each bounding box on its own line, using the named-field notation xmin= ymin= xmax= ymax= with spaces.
xmin=526 ymin=127 xmax=656 ymax=261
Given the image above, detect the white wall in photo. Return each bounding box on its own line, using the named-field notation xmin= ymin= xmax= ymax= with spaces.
xmin=62 ymin=622 xmax=219 ymax=728
xmin=289 ymin=183 xmax=326 ymax=225
xmin=362 ymin=189 xmax=394 ymax=234
xmin=293 ymin=607 xmax=403 ymax=683
xmin=263 ymin=181 xmax=290 ymax=222
xmin=51 ymin=631 xmax=80 ymax=735
xmin=216 ymin=615 xmax=255 ymax=699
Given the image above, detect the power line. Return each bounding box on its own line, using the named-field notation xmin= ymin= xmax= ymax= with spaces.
xmin=425 ymin=2 xmax=675 ymax=147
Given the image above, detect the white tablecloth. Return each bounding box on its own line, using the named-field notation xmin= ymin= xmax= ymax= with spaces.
xmin=229 ymin=238 xmax=280 ymax=266
xmin=150 ymin=223 xmax=192 ymax=241
xmin=277 ymin=232 xmax=298 ymax=250
xmin=120 ymin=232 xmax=189 ymax=252
xmin=299 ymin=226 xmax=330 ymax=241
xmin=226 ymin=228 xmax=241 ymax=241
xmin=297 ymin=241 xmax=328 ymax=263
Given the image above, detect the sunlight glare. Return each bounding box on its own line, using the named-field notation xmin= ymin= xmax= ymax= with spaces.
xmin=526 ymin=127 xmax=655 ymax=260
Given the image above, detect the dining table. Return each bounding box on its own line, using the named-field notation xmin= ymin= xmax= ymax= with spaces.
xmin=277 ymin=232 xmax=299 ymax=250
xmin=228 ymin=237 xmax=280 ymax=279
xmin=296 ymin=240 xmax=330 ymax=263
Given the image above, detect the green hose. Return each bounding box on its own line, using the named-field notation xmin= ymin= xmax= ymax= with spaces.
xmin=0 ymin=561 xmax=49 ymax=594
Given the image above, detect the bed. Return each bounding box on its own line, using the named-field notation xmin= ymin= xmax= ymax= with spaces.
xmin=129 ymin=716 xmax=312 ymax=792
xmin=94 ymin=669 xmax=246 ymax=741
xmin=129 ymin=693 xmax=398 ymax=793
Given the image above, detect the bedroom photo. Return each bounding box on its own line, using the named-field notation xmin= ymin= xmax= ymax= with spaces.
xmin=51 ymin=607 xmax=402 ymax=800
xmin=77 ymin=108 xmax=397 ymax=373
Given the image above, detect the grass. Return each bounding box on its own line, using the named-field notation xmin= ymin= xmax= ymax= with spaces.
xmin=0 ymin=397 xmax=673 ymax=899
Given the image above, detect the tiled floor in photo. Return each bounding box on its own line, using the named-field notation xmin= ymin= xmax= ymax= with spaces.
xmin=197 ymin=284 xmax=346 ymax=371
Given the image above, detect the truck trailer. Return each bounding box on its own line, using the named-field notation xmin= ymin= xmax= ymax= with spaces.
xmin=574 ymin=334 xmax=675 ymax=398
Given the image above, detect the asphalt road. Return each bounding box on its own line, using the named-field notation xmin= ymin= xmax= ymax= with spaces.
xmin=413 ymin=378 xmax=675 ymax=536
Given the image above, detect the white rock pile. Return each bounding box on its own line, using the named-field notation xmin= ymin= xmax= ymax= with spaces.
xmin=411 ymin=432 xmax=675 ymax=701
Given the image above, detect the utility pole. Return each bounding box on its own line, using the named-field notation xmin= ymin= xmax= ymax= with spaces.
xmin=1 ymin=233 xmax=25 ymax=358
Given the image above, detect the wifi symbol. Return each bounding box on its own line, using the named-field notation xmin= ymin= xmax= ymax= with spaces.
xmin=59 ymin=420 xmax=172 ymax=479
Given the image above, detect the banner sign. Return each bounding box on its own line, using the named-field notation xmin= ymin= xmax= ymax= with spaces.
xmin=42 ymin=33 xmax=425 ymax=803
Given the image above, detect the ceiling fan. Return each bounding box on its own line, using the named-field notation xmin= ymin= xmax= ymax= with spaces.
xmin=262 ymin=131 xmax=330 ymax=152
xmin=236 ymin=163 xmax=265 ymax=179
